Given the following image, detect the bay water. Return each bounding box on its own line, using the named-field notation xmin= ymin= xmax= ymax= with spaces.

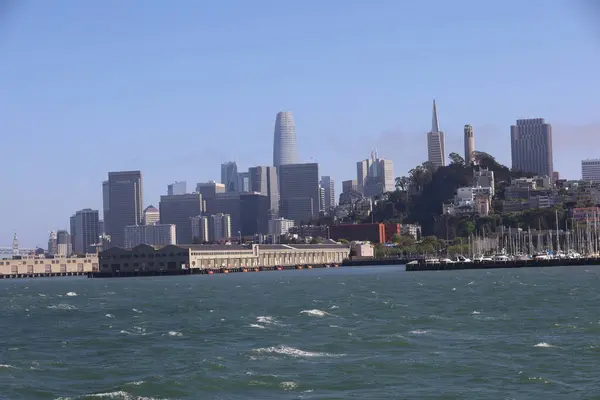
xmin=1 ymin=266 xmax=600 ymax=399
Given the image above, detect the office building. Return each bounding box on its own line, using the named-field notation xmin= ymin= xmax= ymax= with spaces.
xmin=359 ymin=151 xmax=395 ymax=198
xmin=319 ymin=185 xmax=325 ymax=213
xmin=205 ymin=192 xmax=241 ymax=235
xmin=47 ymin=231 xmax=57 ymax=255
xmin=356 ymin=159 xmax=371 ymax=194
xmin=240 ymin=192 xmax=270 ymax=236
xmin=196 ymin=181 xmax=226 ymax=201
xmin=268 ymin=218 xmax=295 ymax=236
xmin=209 ymin=213 xmax=232 ymax=242
xmin=582 ymin=159 xmax=600 ymax=183
xmin=342 ymin=180 xmax=358 ymax=194
xmin=143 ymin=205 xmax=160 ymax=225
xmin=510 ymin=118 xmax=553 ymax=177
xmin=248 ymin=165 xmax=279 ymax=217
xmin=237 ymin=171 xmax=250 ymax=193
xmin=191 ymin=215 xmax=210 ymax=243
xmin=70 ymin=209 xmax=100 ymax=254
xmin=427 ymin=100 xmax=446 ymax=168
xmin=104 ymin=171 xmax=143 ymax=248
xmin=167 ymin=181 xmax=187 ymax=196
xmin=159 ymin=193 xmax=204 ymax=244
xmin=56 ymin=229 xmax=72 ymax=256
xmin=102 ymin=180 xmax=109 ymax=229
xmin=221 ymin=162 xmax=238 ymax=192
xmin=279 ymin=163 xmax=319 ymax=223
xmin=320 ymin=176 xmax=335 ymax=211
xmin=464 ymin=124 xmax=475 ymax=163
xmin=273 ymin=111 xmax=298 ymax=168
xmin=124 ymin=224 xmax=176 ymax=249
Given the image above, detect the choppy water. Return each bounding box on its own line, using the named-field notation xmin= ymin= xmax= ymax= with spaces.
xmin=2 ymin=266 xmax=600 ymax=399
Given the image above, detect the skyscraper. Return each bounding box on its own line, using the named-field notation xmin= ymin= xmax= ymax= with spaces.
xmin=248 ymin=165 xmax=279 ymax=217
xmin=159 ymin=193 xmax=204 ymax=244
xmin=273 ymin=111 xmax=298 ymax=168
xmin=70 ymin=208 xmax=100 ymax=254
xmin=320 ymin=176 xmax=335 ymax=212
xmin=104 ymin=171 xmax=143 ymax=248
xmin=464 ymin=124 xmax=475 ymax=163
xmin=167 ymin=181 xmax=187 ymax=195
xmin=279 ymin=163 xmax=319 ymax=223
xmin=510 ymin=118 xmax=553 ymax=177
xmin=358 ymin=151 xmax=395 ymax=198
xmin=356 ymin=159 xmax=372 ymax=194
xmin=581 ymin=159 xmax=600 ymax=183
xmin=221 ymin=162 xmax=238 ymax=192
xmin=427 ymin=100 xmax=446 ymax=168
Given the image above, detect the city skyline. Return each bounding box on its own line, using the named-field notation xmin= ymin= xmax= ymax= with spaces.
xmin=1 ymin=1 xmax=600 ymax=246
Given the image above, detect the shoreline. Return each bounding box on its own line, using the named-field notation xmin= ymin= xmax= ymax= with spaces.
xmin=405 ymin=257 xmax=600 ymax=271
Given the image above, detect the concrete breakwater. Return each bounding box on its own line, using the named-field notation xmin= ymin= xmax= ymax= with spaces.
xmin=89 ymin=263 xmax=340 ymax=278
xmin=405 ymin=257 xmax=600 ymax=271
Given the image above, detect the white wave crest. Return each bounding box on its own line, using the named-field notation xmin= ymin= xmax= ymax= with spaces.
xmin=300 ymin=309 xmax=329 ymax=317
xmin=66 ymin=292 xmax=77 ymax=297
xmin=132 ymin=308 xmax=143 ymax=313
xmin=471 ymin=311 xmax=481 ymax=315
xmin=330 ymin=305 xmax=339 ymax=309
xmin=119 ymin=326 xmax=148 ymax=336
xmin=409 ymin=329 xmax=428 ymax=334
xmin=0 ymin=364 xmax=16 ymax=369
xmin=71 ymin=390 xmax=169 ymax=399
xmin=47 ymin=304 xmax=77 ymax=311
xmin=280 ymin=381 xmax=298 ymax=390
xmin=249 ymin=324 xmax=265 ymax=329
xmin=168 ymin=331 xmax=183 ymax=337
xmin=251 ymin=345 xmax=344 ymax=358
xmin=105 ymin=314 xmax=114 ymax=318
xmin=534 ymin=342 xmax=554 ymax=348
xmin=256 ymin=316 xmax=276 ymax=324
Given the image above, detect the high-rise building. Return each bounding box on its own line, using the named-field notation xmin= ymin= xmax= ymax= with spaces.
xmin=196 ymin=182 xmax=226 ymax=201
xmin=510 ymin=118 xmax=553 ymax=177
xmin=221 ymin=162 xmax=238 ymax=192
xmin=318 ymin=185 xmax=325 ymax=213
xmin=191 ymin=215 xmax=210 ymax=243
xmin=248 ymin=165 xmax=279 ymax=217
xmin=320 ymin=176 xmax=335 ymax=212
xmin=464 ymin=124 xmax=475 ymax=163
xmin=70 ymin=209 xmax=100 ymax=254
xmin=356 ymin=159 xmax=372 ymax=194
xmin=167 ymin=181 xmax=187 ymax=196
xmin=273 ymin=111 xmax=298 ymax=168
xmin=268 ymin=218 xmax=295 ymax=236
xmin=279 ymin=163 xmax=319 ymax=223
xmin=104 ymin=171 xmax=143 ymax=248
xmin=237 ymin=171 xmax=250 ymax=193
xmin=359 ymin=151 xmax=395 ymax=198
xmin=47 ymin=231 xmax=57 ymax=255
xmin=102 ymin=180 xmax=109 ymax=232
xmin=143 ymin=205 xmax=160 ymax=225
xmin=204 ymin=192 xmax=241 ymax=235
xmin=124 ymin=224 xmax=176 ymax=249
xmin=56 ymin=229 xmax=72 ymax=256
xmin=342 ymin=180 xmax=358 ymax=194
xmin=159 ymin=193 xmax=204 ymax=244
xmin=209 ymin=213 xmax=232 ymax=242
xmin=240 ymin=192 xmax=270 ymax=236
xmin=582 ymin=159 xmax=600 ymax=182
xmin=427 ymin=100 xmax=446 ymax=168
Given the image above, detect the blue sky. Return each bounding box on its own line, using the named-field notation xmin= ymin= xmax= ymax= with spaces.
xmin=1 ymin=0 xmax=599 ymax=247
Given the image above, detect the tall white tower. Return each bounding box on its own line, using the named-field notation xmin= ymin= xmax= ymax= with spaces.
xmin=273 ymin=111 xmax=298 ymax=168
xmin=464 ymin=124 xmax=475 ymax=163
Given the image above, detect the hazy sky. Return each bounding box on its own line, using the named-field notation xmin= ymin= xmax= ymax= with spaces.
xmin=1 ymin=0 xmax=599 ymax=247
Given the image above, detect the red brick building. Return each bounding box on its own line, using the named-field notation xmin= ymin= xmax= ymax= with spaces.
xmin=329 ymin=224 xmax=386 ymax=243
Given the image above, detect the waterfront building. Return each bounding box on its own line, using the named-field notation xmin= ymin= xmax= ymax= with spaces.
xmin=70 ymin=209 xmax=100 ymax=254
xmin=143 ymin=205 xmax=160 ymax=225
xmin=56 ymin=230 xmax=72 ymax=256
xmin=320 ymin=176 xmax=335 ymax=212
xmin=510 ymin=118 xmax=553 ymax=177
xmin=582 ymin=159 xmax=600 ymax=183
xmin=0 ymin=253 xmax=99 ymax=275
xmin=124 ymin=224 xmax=176 ymax=249
xmin=268 ymin=218 xmax=295 ymax=236
xmin=191 ymin=215 xmax=210 ymax=243
xmin=464 ymin=124 xmax=475 ymax=163
xmin=221 ymin=162 xmax=238 ymax=192
xmin=98 ymin=243 xmax=349 ymax=272
xmin=167 ymin=181 xmax=187 ymax=196
xmin=427 ymin=100 xmax=446 ymax=168
xmin=209 ymin=213 xmax=231 ymax=241
xmin=104 ymin=171 xmax=143 ymax=248
xmin=240 ymin=192 xmax=270 ymax=236
xmin=248 ymin=165 xmax=279 ymax=218
xmin=273 ymin=111 xmax=298 ymax=168
xmin=278 ymin=163 xmax=320 ymax=223
xmin=159 ymin=193 xmax=204 ymax=244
